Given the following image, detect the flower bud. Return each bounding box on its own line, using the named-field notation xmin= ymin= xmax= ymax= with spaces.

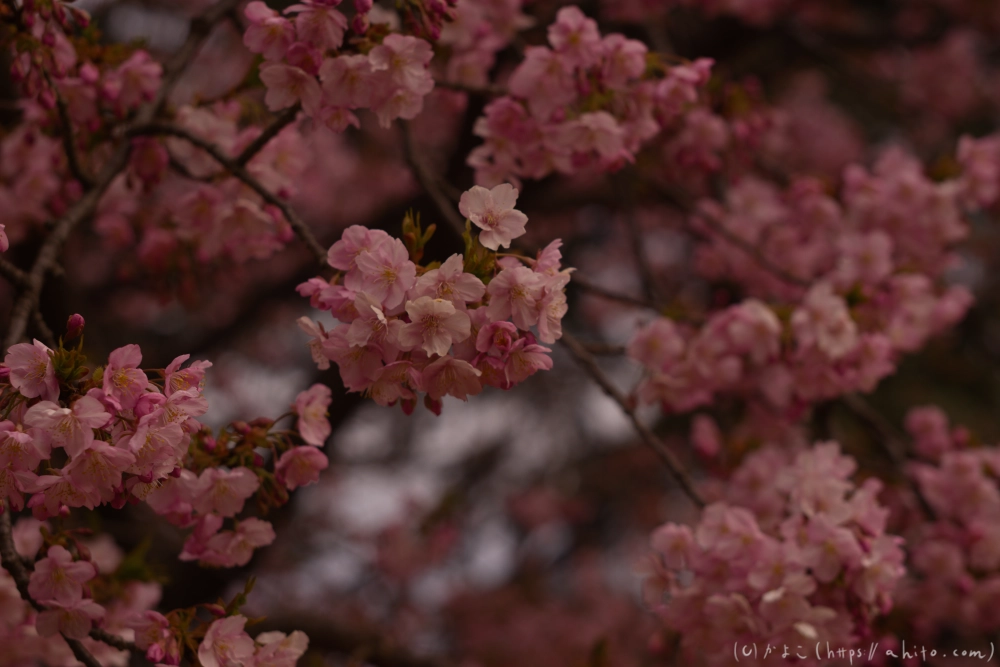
xmin=65 ymin=313 xmax=85 ymax=340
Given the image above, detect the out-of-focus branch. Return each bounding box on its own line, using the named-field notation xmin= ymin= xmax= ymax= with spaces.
xmin=559 ymin=331 xmax=706 ymax=509
xmin=0 ymin=5 xmax=246 ymax=667
xmin=0 ymin=258 xmax=28 ymax=288
xmin=234 ymin=104 xmax=301 ymax=167
xmin=839 ymin=393 xmax=938 ymax=520
xmin=398 ymin=120 xmax=467 ymax=239
xmin=252 ymin=613 xmax=452 ymax=667
xmin=0 ymin=511 xmax=125 ymax=667
xmin=433 ymin=79 xmax=506 ymax=96
xmin=570 ymin=274 xmax=659 ymax=310
xmin=648 ymin=180 xmax=810 ymax=288
xmin=42 ymin=69 xmax=93 ymax=188
xmin=3 ymin=147 xmax=128 ymax=350
xmin=126 ymin=122 xmax=329 ymax=265
xmin=695 ymin=209 xmax=811 ymax=288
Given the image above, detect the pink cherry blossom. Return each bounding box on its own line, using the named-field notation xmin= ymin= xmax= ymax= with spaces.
xmin=400 ymin=297 xmax=472 ymax=357
xmin=294 ymin=383 xmax=332 ymax=446
xmin=254 ymin=630 xmax=310 ymax=667
xmin=164 ymin=354 xmax=212 ymax=397
xmin=35 ymin=597 xmax=105 ymax=640
xmin=411 ymin=254 xmax=486 ymax=306
xmin=485 ymin=266 xmax=544 ymax=330
xmin=286 ymin=3 xmax=348 ymax=51
xmin=458 ymin=184 xmax=529 ymax=250
xmin=547 ymin=6 xmax=601 ymax=69
xmin=24 ymin=395 xmax=110 ymax=457
xmin=5 ymin=339 xmax=59 ymax=401
xmin=28 ymin=545 xmax=96 ymax=604
xmin=64 ymin=440 xmax=136 ymax=502
xmin=368 ymin=34 xmax=434 ymax=94
xmin=198 ymin=615 xmax=256 ymax=667
xmin=419 ymin=357 xmax=483 ymax=401
xmin=243 ymin=1 xmax=295 ymax=61
xmin=103 ymin=344 xmax=149 ymax=411
xmin=319 ymin=55 xmax=376 ymax=109
xmin=0 ymin=422 xmax=47 ymax=471
xmin=259 ymin=64 xmax=322 ymax=116
xmin=275 ymin=446 xmax=329 ymax=491
xmin=354 ymin=237 xmax=417 ymax=310
xmin=192 ymin=467 xmax=260 ymax=518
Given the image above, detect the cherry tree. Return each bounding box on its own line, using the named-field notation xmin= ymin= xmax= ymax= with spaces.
xmin=1 ymin=0 xmax=1000 ymax=665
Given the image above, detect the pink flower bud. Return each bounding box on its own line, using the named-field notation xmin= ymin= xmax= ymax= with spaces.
xmin=65 ymin=314 xmax=85 ymax=340
xmin=351 ymin=13 xmax=368 ymax=34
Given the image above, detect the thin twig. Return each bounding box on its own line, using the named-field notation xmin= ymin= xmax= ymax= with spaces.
xmin=126 ymin=123 xmax=328 ymax=265
xmin=31 ymin=310 xmax=56 ymax=348
xmin=42 ymin=69 xmax=93 ymax=188
xmin=1 ymin=5 xmax=243 ymax=667
xmin=559 ymin=331 xmax=705 ymax=509
xmin=571 ymin=274 xmax=658 ymax=310
xmin=695 ymin=210 xmax=811 ymax=288
xmin=839 ymin=393 xmax=938 ymax=520
xmin=398 ymin=120 xmax=466 ymax=239
xmin=649 ymin=180 xmax=810 ymax=288
xmin=432 ymin=79 xmax=506 ymax=97
xmin=580 ymin=341 xmax=627 ymax=356
xmin=3 ymin=152 xmax=127 ymax=350
xmin=234 ymin=104 xmax=300 ymax=167
xmin=615 ymin=172 xmax=662 ymax=305
xmin=0 ymin=511 xmax=111 ymax=667
xmin=0 ymin=257 xmax=28 ymax=288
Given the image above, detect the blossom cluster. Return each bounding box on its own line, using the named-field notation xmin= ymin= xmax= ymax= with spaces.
xmin=894 ymin=407 xmax=1000 ymax=639
xmin=438 ymin=0 xmax=532 ymax=88
xmin=97 ymin=102 xmax=308 ymax=267
xmin=646 ymin=443 xmax=905 ymax=666
xmin=628 ymin=143 xmax=977 ymax=416
xmin=197 ymin=615 xmax=308 ymax=667
xmin=0 ymin=517 xmax=169 ymax=667
xmin=298 ymin=183 xmax=570 ymax=414
xmin=244 ymin=0 xmax=436 ymax=131
xmin=468 ymin=6 xmax=714 ymax=186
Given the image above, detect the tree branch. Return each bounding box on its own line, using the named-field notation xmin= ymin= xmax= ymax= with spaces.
xmin=126 ymin=123 xmax=328 ymax=266
xmin=42 ymin=69 xmax=93 ymax=188
xmin=839 ymin=393 xmax=938 ymax=520
xmin=0 ymin=511 xmax=116 ymax=667
xmin=398 ymin=120 xmax=467 ymax=239
xmin=559 ymin=331 xmax=705 ymax=509
xmin=234 ymin=104 xmax=301 ymax=167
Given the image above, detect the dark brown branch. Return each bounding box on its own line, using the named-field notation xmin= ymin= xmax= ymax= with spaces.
xmin=695 ymin=209 xmax=811 ymax=288
xmin=0 ymin=257 xmax=28 ymax=288
xmin=839 ymin=393 xmax=938 ymax=520
xmin=649 ymin=180 xmax=810 ymax=288
xmin=126 ymin=123 xmax=328 ymax=265
xmin=42 ymin=69 xmax=93 ymax=188
xmin=31 ymin=310 xmax=56 ymax=348
xmin=0 ymin=511 xmax=112 ymax=667
xmin=580 ymin=341 xmax=627 ymax=356
xmin=571 ymin=274 xmax=658 ymax=310
xmin=398 ymin=120 xmax=466 ymax=239
xmin=1 ymin=5 xmax=245 ymax=667
xmin=3 ymin=149 xmax=128 ymax=350
xmin=559 ymin=331 xmax=705 ymax=509
xmin=234 ymin=104 xmax=300 ymax=167
xmin=432 ymin=79 xmax=506 ymax=97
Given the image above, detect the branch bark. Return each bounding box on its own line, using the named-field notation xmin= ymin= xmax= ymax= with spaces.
xmin=559 ymin=331 xmax=705 ymax=509
xmin=127 ymin=122 xmax=328 ymax=266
